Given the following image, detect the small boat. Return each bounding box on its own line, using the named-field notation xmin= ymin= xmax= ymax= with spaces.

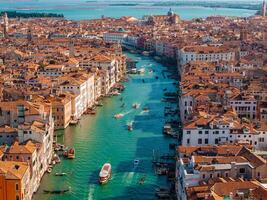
xmin=64 ymin=148 xmax=75 ymax=159
xmin=54 ymin=172 xmax=67 ymax=176
xmin=121 ymin=103 xmax=125 ymax=108
xmin=155 ymin=187 xmax=169 ymax=193
xmin=134 ymin=159 xmax=139 ymax=166
xmin=127 ymin=122 xmax=133 ymax=131
xmin=53 ymin=154 xmax=61 ymax=164
xmin=114 ymin=113 xmax=123 ymax=119
xmin=70 ymin=120 xmax=79 ymax=125
xmin=139 ymin=176 xmax=146 ymax=185
xmin=96 ymin=102 xmax=103 ymax=107
xmin=155 ymin=191 xmax=170 ymax=199
xmin=142 ymin=51 xmax=150 ymax=56
xmin=99 ymin=163 xmax=112 ymax=184
xmin=143 ymin=107 xmax=149 ymax=112
xmin=43 ymin=187 xmax=70 ymax=194
xmin=111 ymin=91 xmax=121 ymax=96
xmin=138 ymin=68 xmax=145 ymax=74
xmin=132 ymin=103 xmax=140 ymax=109
xmin=89 ymin=110 xmax=96 ymax=115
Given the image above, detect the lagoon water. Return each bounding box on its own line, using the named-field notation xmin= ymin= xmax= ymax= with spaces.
xmin=1 ymin=1 xmax=256 ymax=20
xmin=34 ymin=53 xmax=177 ymax=200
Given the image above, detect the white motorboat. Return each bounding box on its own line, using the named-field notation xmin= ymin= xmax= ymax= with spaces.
xmin=99 ymin=163 xmax=112 ymax=184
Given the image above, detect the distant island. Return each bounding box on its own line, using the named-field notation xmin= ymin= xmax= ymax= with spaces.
xmin=109 ymin=3 xmax=139 ymax=7
xmin=0 ymin=11 xmax=64 ymax=18
xmin=152 ymin=1 xmax=261 ymax=11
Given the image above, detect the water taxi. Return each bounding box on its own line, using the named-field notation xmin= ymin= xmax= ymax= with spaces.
xmin=99 ymin=163 xmax=112 ymax=184
xmin=114 ymin=113 xmax=123 ymax=119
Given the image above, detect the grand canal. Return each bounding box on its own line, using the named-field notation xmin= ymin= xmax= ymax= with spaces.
xmin=34 ymin=52 xmax=177 ymax=200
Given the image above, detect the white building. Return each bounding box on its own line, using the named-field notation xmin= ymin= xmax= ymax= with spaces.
xmin=59 ymin=73 xmax=95 ymax=117
xmin=182 ymin=114 xmax=267 ymax=150
xmin=229 ymin=94 xmax=257 ymax=120
xmin=103 ymin=32 xmax=128 ymax=43
xmin=177 ymin=45 xmax=235 ymax=66
xmin=37 ymin=64 xmax=65 ymax=77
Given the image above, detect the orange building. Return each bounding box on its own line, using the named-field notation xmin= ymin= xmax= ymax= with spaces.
xmin=0 ymin=161 xmax=30 ymax=200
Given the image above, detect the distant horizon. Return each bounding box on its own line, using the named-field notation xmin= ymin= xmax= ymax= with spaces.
xmin=0 ymin=0 xmax=264 ymax=2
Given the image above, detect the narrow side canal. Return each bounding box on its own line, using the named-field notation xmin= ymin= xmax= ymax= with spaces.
xmin=34 ymin=52 xmax=178 ymax=200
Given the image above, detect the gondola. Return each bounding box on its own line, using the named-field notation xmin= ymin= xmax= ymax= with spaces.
xmin=43 ymin=187 xmax=70 ymax=194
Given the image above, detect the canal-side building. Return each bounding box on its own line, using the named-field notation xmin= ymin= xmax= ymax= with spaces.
xmin=176 ymin=145 xmax=267 ymax=200
xmin=0 ymin=141 xmax=41 ymax=195
xmin=47 ymin=94 xmax=72 ymax=130
xmin=0 ymin=161 xmax=31 ymax=200
xmin=177 ymin=45 xmax=236 ymax=66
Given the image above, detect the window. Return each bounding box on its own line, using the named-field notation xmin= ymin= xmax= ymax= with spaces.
xmin=198 ymin=138 xmax=202 ymax=144
xmin=16 ymin=156 xmax=19 ymax=160
xmin=205 ymin=131 xmax=209 ymax=134
xmin=210 ymin=174 xmax=213 ymax=178
xmin=205 ymin=138 xmax=209 ymax=144
xmin=225 ymin=173 xmax=228 ymax=177
xmin=198 ymin=131 xmax=202 ymax=134
xmin=186 ymin=131 xmax=191 ymax=135
xmin=259 ymin=138 xmax=265 ymax=142
xmin=16 ymin=183 xmax=19 ymax=191
xmin=187 ymin=139 xmax=190 ymax=145
xmin=239 ymin=168 xmax=245 ymax=174
xmin=16 ymin=196 xmax=19 ymax=200
xmin=215 ymin=139 xmax=219 ymax=144
xmin=202 ymin=174 xmax=205 ymax=179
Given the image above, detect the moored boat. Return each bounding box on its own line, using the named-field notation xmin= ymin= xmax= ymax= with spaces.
xmin=70 ymin=120 xmax=79 ymax=125
xmin=64 ymin=148 xmax=75 ymax=159
xmin=99 ymin=163 xmax=112 ymax=184
xmin=54 ymin=172 xmax=67 ymax=176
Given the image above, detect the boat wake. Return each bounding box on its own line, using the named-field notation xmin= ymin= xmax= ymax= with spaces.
xmin=87 ymin=184 xmax=95 ymax=200
xmin=122 ymin=172 xmax=135 ymax=184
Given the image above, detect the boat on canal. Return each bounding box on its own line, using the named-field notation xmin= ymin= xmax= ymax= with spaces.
xmin=43 ymin=187 xmax=71 ymax=194
xmin=127 ymin=121 xmax=133 ymax=131
xmin=132 ymin=103 xmax=140 ymax=109
xmin=114 ymin=113 xmax=123 ymax=119
xmin=99 ymin=163 xmax=112 ymax=184
xmin=64 ymin=148 xmax=75 ymax=159
xmin=143 ymin=107 xmax=149 ymax=112
xmin=54 ymin=172 xmax=67 ymax=176
xmin=138 ymin=68 xmax=145 ymax=74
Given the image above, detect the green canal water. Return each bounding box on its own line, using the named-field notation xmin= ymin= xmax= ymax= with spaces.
xmin=34 ymin=52 xmax=177 ymax=200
